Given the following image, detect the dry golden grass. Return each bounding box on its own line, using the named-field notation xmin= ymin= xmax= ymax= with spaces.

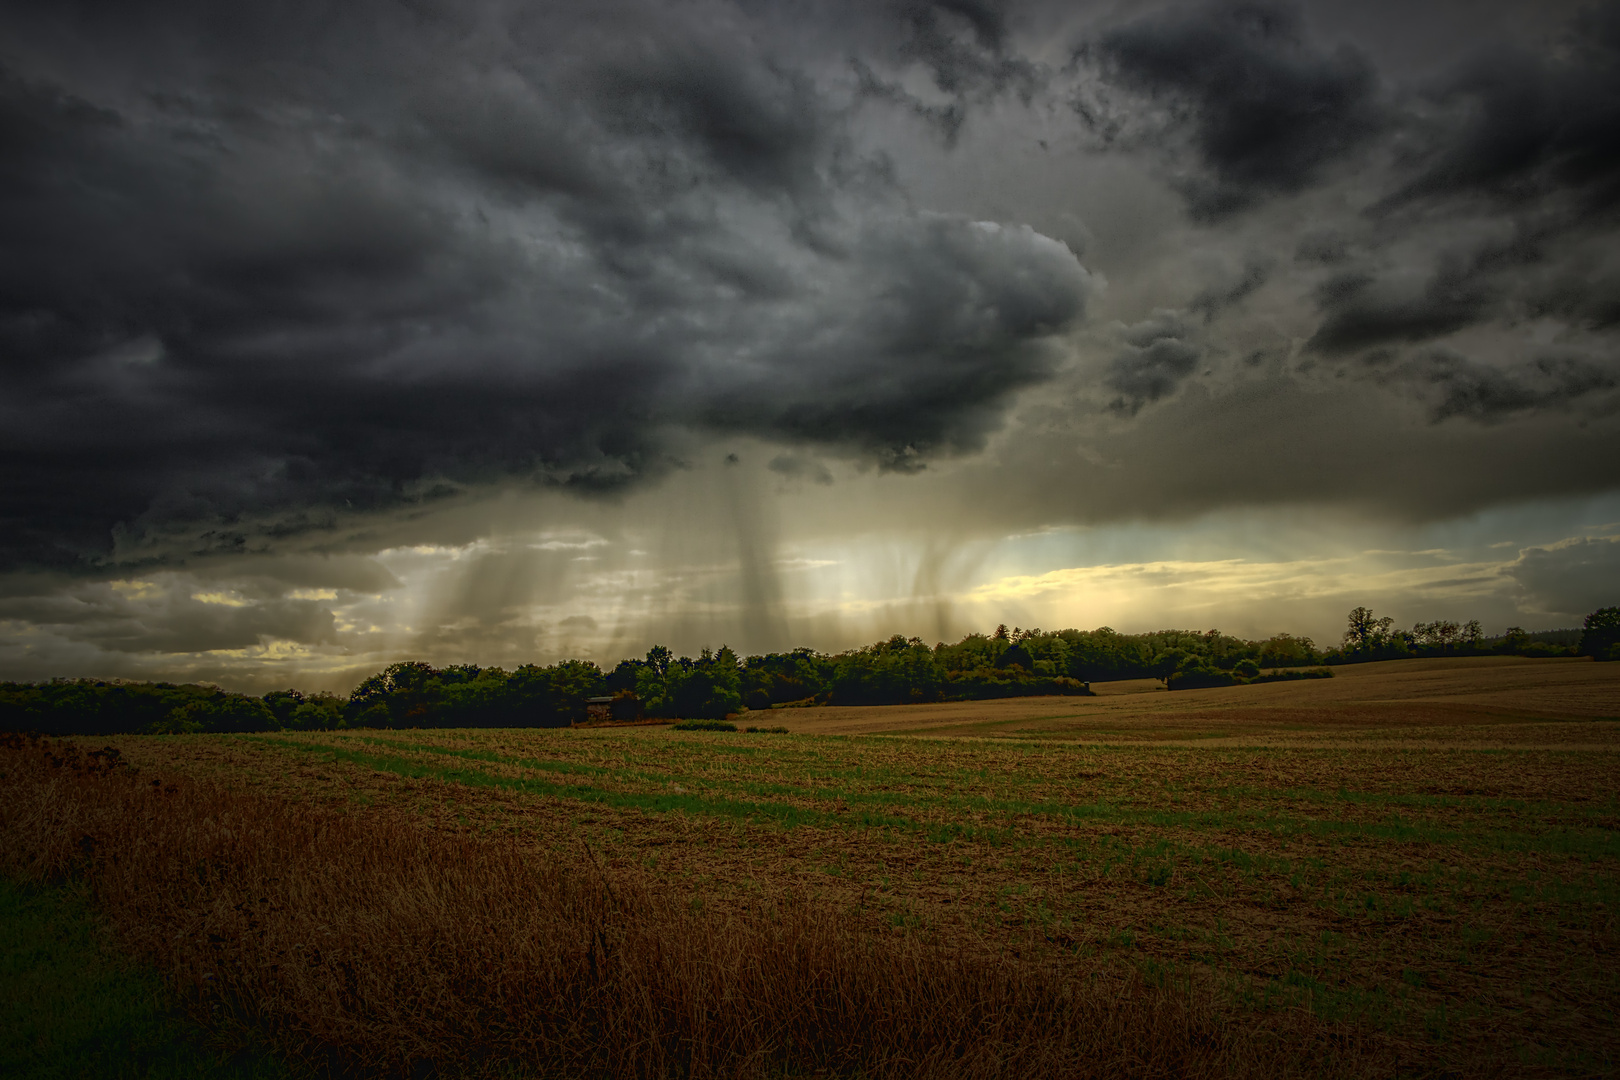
xmin=754 ymin=656 xmax=1620 ymax=741
xmin=19 ymin=657 xmax=1618 ymax=1076
xmin=0 ymin=733 xmax=1389 ymax=1079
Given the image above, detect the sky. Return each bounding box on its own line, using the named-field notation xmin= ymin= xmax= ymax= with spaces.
xmin=2 ymin=0 xmax=1619 ymax=691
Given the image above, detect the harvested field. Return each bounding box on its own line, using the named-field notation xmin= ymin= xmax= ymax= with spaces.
xmin=8 ymin=657 xmax=1617 ymax=1076
xmin=757 ymin=656 xmax=1620 ymax=741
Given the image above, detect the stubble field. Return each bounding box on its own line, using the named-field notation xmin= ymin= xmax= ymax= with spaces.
xmin=47 ymin=657 xmax=1620 ymax=1074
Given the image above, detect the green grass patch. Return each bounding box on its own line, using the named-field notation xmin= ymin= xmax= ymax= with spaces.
xmin=244 ymin=732 xmax=1620 ymax=865
xmin=247 ymin=736 xmax=922 ymax=833
xmin=0 ymin=877 xmax=289 ymax=1080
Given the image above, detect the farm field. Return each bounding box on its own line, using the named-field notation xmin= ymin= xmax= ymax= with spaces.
xmin=759 ymin=655 xmax=1620 ymax=742
xmin=99 ymin=656 xmax=1619 ymax=1074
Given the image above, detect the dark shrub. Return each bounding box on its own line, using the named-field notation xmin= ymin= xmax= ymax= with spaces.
xmin=1579 ymin=607 xmax=1620 ymax=660
xmin=1166 ymin=666 xmax=1240 ymax=691
xmin=1251 ymin=667 xmax=1334 ymax=683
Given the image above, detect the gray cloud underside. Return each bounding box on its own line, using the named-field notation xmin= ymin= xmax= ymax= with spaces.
xmin=1063 ymin=0 xmax=1620 ymax=431
xmin=1505 ymin=536 xmax=1620 ymax=617
xmin=1078 ymin=1 xmax=1385 ymax=220
xmin=0 ymin=0 xmax=1091 ymax=571
xmin=2 ymin=0 xmax=1620 ymax=577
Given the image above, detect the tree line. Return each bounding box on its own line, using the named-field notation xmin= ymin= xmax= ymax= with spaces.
xmin=1335 ymin=605 xmax=1619 ymax=663
xmin=3 ymin=606 xmax=1614 ymax=736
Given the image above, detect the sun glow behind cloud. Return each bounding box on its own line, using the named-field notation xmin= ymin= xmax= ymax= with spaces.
xmin=960 ymin=552 xmax=1508 ymax=637
xmin=360 ymin=485 xmax=1620 ymax=676
xmin=1 ymin=470 xmax=1617 ymax=693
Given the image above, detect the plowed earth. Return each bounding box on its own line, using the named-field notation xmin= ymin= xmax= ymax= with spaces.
xmin=107 ymin=657 xmax=1619 ymax=1075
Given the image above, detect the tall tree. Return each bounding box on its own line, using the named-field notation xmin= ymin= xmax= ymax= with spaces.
xmin=1580 ymin=607 xmax=1620 ymax=660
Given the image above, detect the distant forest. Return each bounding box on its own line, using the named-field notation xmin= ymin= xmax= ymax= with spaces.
xmin=4 ymin=607 xmax=1616 ymax=736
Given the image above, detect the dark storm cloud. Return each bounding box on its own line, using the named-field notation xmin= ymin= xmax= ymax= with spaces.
xmin=1105 ymin=311 xmax=1201 ymax=415
xmin=1055 ymin=0 xmax=1620 ymax=447
xmin=0 ymin=550 xmax=400 ymax=668
xmin=1299 ymin=237 xmax=1620 ymax=406
xmin=767 ymin=453 xmax=835 ymax=485
xmin=1395 ymin=350 xmax=1617 ymax=424
xmin=1304 ymin=216 xmax=1577 ymax=354
xmin=196 ymin=555 xmax=403 ymax=596
xmin=897 ymin=0 xmax=1040 ymax=101
xmin=1079 ymin=1 xmax=1384 ymax=219
xmin=0 ymin=0 xmax=1091 ymax=572
xmin=1073 ymin=0 xmax=1620 ymax=234
xmin=5 ymin=0 xmax=1620 ymax=613
xmin=852 ymin=0 xmax=1043 ymax=143
xmin=0 ymin=580 xmax=339 ymax=655
xmin=702 ymin=218 xmax=1089 ymax=470
xmin=1187 ymin=256 xmax=1270 ymax=322
xmin=1268 ymin=3 xmax=1620 ymax=365
xmin=1504 ymin=536 xmax=1620 ymax=617
xmin=1294 ymin=229 xmax=1352 ymax=265
xmin=1305 ymin=264 xmax=1494 ymax=356
xmin=1381 ymin=5 xmax=1620 ymax=213
xmin=980 ymin=374 xmax=1620 ymax=531
xmin=851 ymin=61 xmax=969 ymax=143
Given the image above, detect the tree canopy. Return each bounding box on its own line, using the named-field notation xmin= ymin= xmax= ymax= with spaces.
xmin=2 ymin=606 xmax=1601 ymax=735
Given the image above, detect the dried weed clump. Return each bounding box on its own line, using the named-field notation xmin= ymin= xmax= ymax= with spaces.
xmin=0 ymin=734 xmax=1388 ymax=1079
